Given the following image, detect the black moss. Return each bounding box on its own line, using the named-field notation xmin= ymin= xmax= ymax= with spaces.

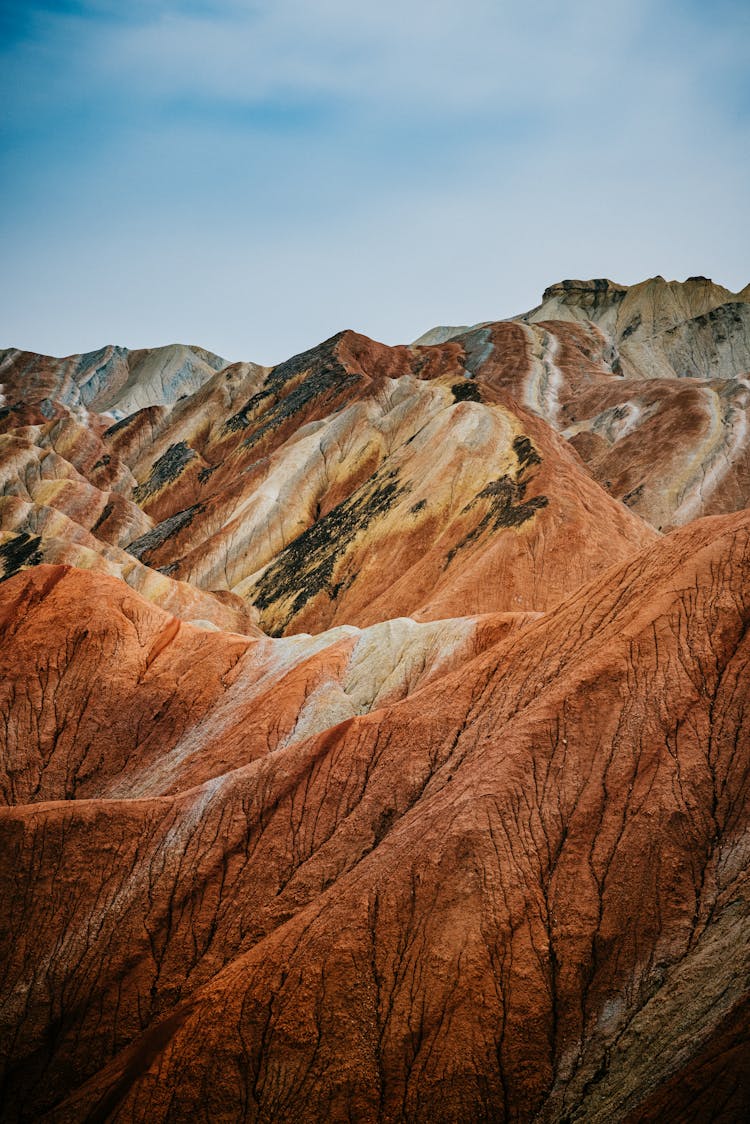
xmin=622 ymin=483 xmax=644 ymax=507
xmin=198 ymin=463 xmax=219 ymax=483
xmin=127 ymin=503 xmax=206 ymax=560
xmin=252 ymin=467 xmax=407 ymax=633
xmin=451 ymin=382 xmax=482 ymax=403
xmin=90 ymin=501 xmax=114 ymax=534
xmin=703 ymin=302 xmax=746 ymax=331
xmin=0 ymin=533 xmax=44 ymax=581
xmin=242 ymin=368 xmax=360 ymax=451
xmin=446 ymin=436 xmax=547 ymax=566
xmin=621 ymin=312 xmax=642 ymax=340
xmin=513 ymin=435 xmax=542 ymax=469
xmin=133 ymin=442 xmax=197 ymax=503
xmin=410 ymin=353 xmax=431 ymax=379
xmin=265 ymin=331 xmax=348 ymax=389
xmin=103 ymin=414 xmax=135 ymax=438
xmin=223 ymin=386 xmax=274 ymax=433
xmin=222 ymin=331 xmax=361 ymax=450
xmin=543 ymin=279 xmax=626 ymax=307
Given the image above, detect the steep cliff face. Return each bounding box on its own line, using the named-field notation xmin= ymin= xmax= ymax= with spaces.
xmin=0 ymin=277 xmax=748 ymax=1122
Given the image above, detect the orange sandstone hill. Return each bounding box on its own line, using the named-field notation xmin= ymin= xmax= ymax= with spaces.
xmin=0 ymin=277 xmax=748 ymax=1122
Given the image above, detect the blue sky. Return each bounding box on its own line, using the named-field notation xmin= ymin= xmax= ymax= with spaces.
xmin=1 ymin=0 xmax=749 ymax=363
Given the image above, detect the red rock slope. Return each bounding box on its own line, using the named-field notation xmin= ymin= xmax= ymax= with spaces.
xmin=419 ymin=276 xmax=750 ymax=531
xmin=3 ymin=276 xmax=748 ymax=639
xmin=1 ymin=511 xmax=748 ymax=1121
xmin=2 ymin=325 xmax=657 ymax=635
xmin=0 ymin=276 xmax=748 ymax=1121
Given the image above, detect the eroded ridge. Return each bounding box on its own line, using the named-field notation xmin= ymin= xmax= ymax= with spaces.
xmin=0 ymin=512 xmax=748 ymax=1121
xmin=0 ymin=274 xmax=749 ymax=1122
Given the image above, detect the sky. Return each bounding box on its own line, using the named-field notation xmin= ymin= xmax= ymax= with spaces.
xmin=1 ymin=0 xmax=749 ymax=364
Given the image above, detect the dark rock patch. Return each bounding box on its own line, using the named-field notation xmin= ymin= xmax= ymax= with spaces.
xmin=0 ymin=533 xmax=44 ymax=581
xmin=513 ymin=435 xmax=542 ymax=470
xmin=222 ymin=332 xmax=361 ymax=450
xmin=133 ymin=442 xmax=197 ymax=503
xmin=103 ymin=414 xmax=136 ymax=438
xmin=451 ymin=382 xmax=482 ymax=403
xmin=127 ymin=503 xmax=206 ymax=561
xmin=447 ymin=438 xmax=547 ymax=566
xmin=252 ymin=467 xmax=408 ymax=634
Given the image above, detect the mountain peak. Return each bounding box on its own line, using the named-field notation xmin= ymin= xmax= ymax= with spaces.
xmin=1 ymin=276 xmax=749 ymax=1123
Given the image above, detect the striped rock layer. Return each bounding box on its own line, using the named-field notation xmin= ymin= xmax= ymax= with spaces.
xmin=0 ymin=276 xmax=748 ymax=1121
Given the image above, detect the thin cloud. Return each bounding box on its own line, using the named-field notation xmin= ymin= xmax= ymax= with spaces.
xmin=0 ymin=1 xmax=748 ymax=361
xmin=3 ymin=1 xmax=729 ymax=116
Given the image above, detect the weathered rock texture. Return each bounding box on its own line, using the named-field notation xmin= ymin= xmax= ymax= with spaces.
xmin=0 ymin=276 xmax=748 ymax=1122
xmin=2 ymin=276 xmax=748 ymax=638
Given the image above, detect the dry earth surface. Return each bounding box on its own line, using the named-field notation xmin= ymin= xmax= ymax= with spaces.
xmin=0 ymin=276 xmax=748 ymax=1121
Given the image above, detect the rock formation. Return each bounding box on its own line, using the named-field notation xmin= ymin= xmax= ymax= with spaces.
xmin=0 ymin=277 xmax=748 ymax=1121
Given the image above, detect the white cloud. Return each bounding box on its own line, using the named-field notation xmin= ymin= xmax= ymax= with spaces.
xmin=2 ymin=2 xmax=668 ymax=115
xmin=1 ymin=1 xmax=748 ymax=359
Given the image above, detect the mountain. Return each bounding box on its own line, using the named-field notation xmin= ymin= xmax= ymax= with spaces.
xmin=0 ymin=277 xmax=748 ymax=1122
